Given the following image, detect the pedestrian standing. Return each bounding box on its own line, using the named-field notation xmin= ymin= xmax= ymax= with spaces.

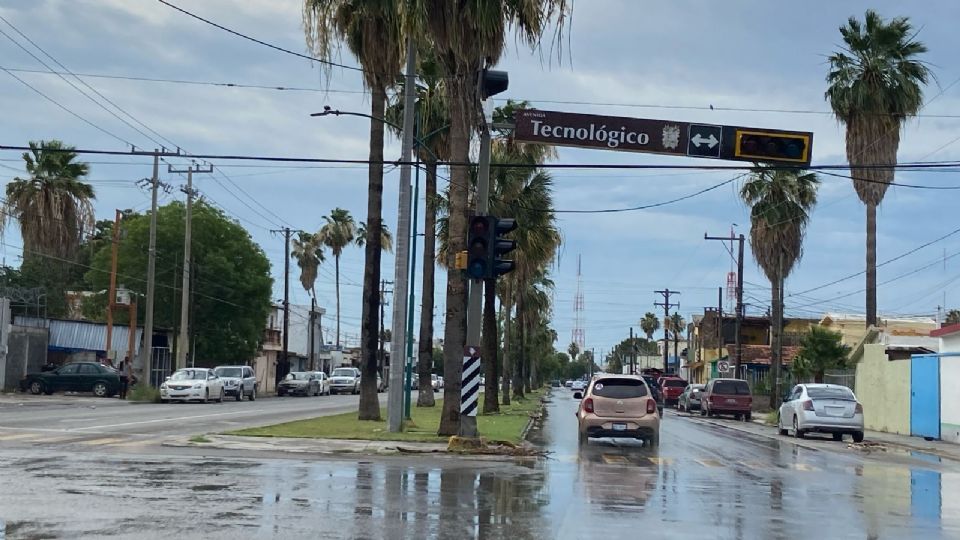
xmin=118 ymin=357 xmax=131 ymax=399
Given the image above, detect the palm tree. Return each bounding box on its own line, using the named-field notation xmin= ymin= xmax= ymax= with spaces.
xmin=2 ymin=140 xmax=94 ymax=261
xmin=669 ymin=312 xmax=685 ymax=367
xmin=826 ymin=10 xmax=930 ymax=327
xmin=291 ymin=231 xmax=325 ymax=298
xmin=420 ymin=0 xmax=570 ymax=436
xmin=386 ymin=60 xmax=450 ymax=408
xmin=640 ymin=312 xmax=660 ymax=341
xmin=303 ymin=1 xmax=403 ymax=421
xmin=741 ymin=167 xmax=820 ymax=408
xmin=356 ymin=219 xmax=393 ymax=252
xmin=317 ymin=207 xmax=358 ymax=350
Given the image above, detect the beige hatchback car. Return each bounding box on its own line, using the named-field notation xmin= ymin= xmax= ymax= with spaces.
xmin=575 ymin=374 xmax=661 ymax=446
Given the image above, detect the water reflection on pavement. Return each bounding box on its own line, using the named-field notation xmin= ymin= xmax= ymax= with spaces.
xmin=1 ymin=390 xmax=959 ymax=539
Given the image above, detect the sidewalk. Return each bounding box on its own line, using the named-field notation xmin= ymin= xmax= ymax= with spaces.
xmin=744 ymin=416 xmax=960 ymax=463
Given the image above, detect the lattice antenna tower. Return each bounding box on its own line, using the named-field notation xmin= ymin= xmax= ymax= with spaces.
xmin=726 ymin=225 xmax=737 ymax=309
xmin=572 ymin=254 xmax=586 ymax=352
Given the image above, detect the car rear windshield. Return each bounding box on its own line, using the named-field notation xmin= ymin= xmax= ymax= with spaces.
xmin=286 ymin=372 xmax=309 ymax=380
xmin=713 ymin=380 xmax=751 ymax=395
xmin=663 ymin=379 xmax=688 ymax=388
xmin=807 ymin=387 xmax=855 ymax=400
xmin=332 ymin=369 xmax=355 ymax=377
xmin=170 ymin=370 xmax=207 ymax=381
xmin=591 ymin=378 xmax=648 ymax=399
xmin=215 ymin=368 xmax=242 ymax=378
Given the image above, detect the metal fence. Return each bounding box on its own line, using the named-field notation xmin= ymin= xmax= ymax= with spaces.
xmin=149 ymin=347 xmax=172 ymax=388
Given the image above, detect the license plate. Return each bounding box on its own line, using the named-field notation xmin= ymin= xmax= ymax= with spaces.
xmin=826 ymin=406 xmax=844 ymax=416
xmin=612 ymin=423 xmax=627 ymax=431
xmin=726 ymin=398 xmax=737 ymax=404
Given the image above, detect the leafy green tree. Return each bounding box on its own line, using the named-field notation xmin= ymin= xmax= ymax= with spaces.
xmin=85 ymin=201 xmax=272 ymax=365
xmin=303 ymin=0 xmax=404 ymax=421
xmin=318 ymin=207 xmax=357 ymax=349
xmin=946 ymin=309 xmax=960 ymax=325
xmin=741 ymin=168 xmax=820 ymax=407
xmin=791 ymin=326 xmax=851 ymax=383
xmin=607 ymin=355 xmax=623 ymax=375
xmin=826 ymin=11 xmax=931 ymax=327
xmin=567 ymin=342 xmax=580 ymax=363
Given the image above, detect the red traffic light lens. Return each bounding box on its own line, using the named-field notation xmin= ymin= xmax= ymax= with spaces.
xmin=470 ymin=218 xmax=489 ymax=236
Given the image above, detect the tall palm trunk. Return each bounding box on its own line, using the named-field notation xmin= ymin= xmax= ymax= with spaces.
xmin=866 ymin=203 xmax=877 ymax=327
xmin=438 ymin=78 xmax=471 ymax=436
xmin=768 ymin=254 xmax=783 ymax=410
xmin=335 ymin=254 xmax=341 ymax=347
xmin=501 ymin=280 xmax=513 ymax=406
xmin=358 ymin=88 xmax=386 ymax=421
xmin=482 ymin=278 xmax=499 ymax=413
xmin=417 ymin=160 xmax=438 ymax=407
xmin=528 ymin=317 xmax=537 ymax=391
xmin=513 ymin=291 xmax=525 ymax=400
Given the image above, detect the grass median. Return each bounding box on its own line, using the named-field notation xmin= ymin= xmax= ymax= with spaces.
xmin=229 ymin=389 xmax=544 ymax=444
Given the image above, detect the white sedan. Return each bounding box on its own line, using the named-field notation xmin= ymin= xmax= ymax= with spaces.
xmin=160 ymin=368 xmax=225 ymax=403
xmin=778 ymin=383 xmax=864 ymax=442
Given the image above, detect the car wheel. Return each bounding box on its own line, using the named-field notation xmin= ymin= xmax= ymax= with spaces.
xmin=203 ymin=389 xmax=210 ymax=404
xmin=647 ymin=432 xmax=660 ymax=447
xmin=832 ymin=433 xmax=844 ymax=442
xmin=160 ymin=399 xmax=168 ymax=404
xmin=250 ymin=387 xmax=256 ymax=401
xmin=852 ymin=431 xmax=864 ymax=443
xmin=217 ymin=389 xmax=224 ymax=403
xmin=793 ymin=416 xmax=804 ymax=439
xmin=745 ymin=413 xmax=752 ymax=422
xmin=92 ymin=382 xmax=109 ymax=398
xmin=777 ymin=414 xmax=788 ymax=436
xmin=29 ymin=381 xmax=44 ymax=395
xmin=236 ymin=388 xmax=243 ymax=401
xmin=735 ymin=413 xmax=742 ymax=421
xmin=700 ymin=407 xmax=706 ymax=417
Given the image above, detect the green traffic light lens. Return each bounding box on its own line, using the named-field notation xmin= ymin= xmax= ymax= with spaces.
xmin=467 ymin=261 xmax=486 ymax=279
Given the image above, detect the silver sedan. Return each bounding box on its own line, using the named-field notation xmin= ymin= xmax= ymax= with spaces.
xmin=777 ymin=383 xmax=864 ymax=442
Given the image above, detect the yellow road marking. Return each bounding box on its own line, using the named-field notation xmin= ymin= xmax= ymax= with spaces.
xmin=647 ymin=457 xmax=672 ymax=465
xmin=695 ymin=459 xmax=724 ymax=468
xmin=601 ymin=454 xmax=630 ymax=464
xmin=790 ymin=463 xmax=815 ymax=472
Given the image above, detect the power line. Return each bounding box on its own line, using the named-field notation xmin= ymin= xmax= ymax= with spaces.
xmin=155 ymin=0 xmax=364 ymax=74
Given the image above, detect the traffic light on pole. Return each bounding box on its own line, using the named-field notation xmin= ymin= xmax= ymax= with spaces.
xmin=467 ymin=216 xmax=494 ymax=280
xmin=479 ymin=69 xmax=509 ymax=100
xmin=491 ymin=218 xmax=517 ymax=278
xmin=734 ymin=130 xmax=811 ymax=164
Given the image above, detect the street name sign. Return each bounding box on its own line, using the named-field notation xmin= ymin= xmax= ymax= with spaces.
xmin=514 ymin=109 xmax=813 ymax=166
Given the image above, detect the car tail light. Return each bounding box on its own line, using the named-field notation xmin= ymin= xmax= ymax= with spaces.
xmin=583 ymin=398 xmax=594 ymax=414
xmin=747 ymin=396 xmax=753 ymax=405
xmin=855 ymin=402 xmax=863 ymax=414
xmin=646 ymin=398 xmax=656 ymax=415
xmin=802 ymin=400 xmax=814 ymax=411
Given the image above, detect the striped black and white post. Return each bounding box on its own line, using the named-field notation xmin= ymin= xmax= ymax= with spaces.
xmin=461 ymin=346 xmax=481 ymax=417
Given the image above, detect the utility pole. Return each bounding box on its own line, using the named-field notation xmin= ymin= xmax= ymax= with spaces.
xmin=105 ymin=209 xmax=122 ymax=356
xmin=387 ymin=37 xmax=417 ymax=433
xmin=379 ymin=280 xmax=393 ymax=380
xmin=271 ymin=227 xmax=293 ymax=386
xmin=717 ymin=287 xmax=724 ymax=374
xmin=655 ymin=289 xmax=680 ymax=373
xmin=629 ymin=327 xmax=635 ymax=375
xmin=705 ymin=232 xmax=745 ymax=375
xmin=168 ymin=162 xmax=212 ymax=371
xmin=309 ymin=296 xmax=316 ymax=371
xmin=139 ymin=152 xmax=161 ymax=386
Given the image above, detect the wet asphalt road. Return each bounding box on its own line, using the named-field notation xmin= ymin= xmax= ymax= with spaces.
xmin=1 ymin=389 xmax=959 ymax=539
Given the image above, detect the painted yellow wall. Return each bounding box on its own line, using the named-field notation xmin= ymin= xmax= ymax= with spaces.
xmin=855 ymin=343 xmax=911 ymax=435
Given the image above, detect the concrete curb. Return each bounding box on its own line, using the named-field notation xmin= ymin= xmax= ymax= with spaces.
xmin=519 ymin=394 xmax=548 ymax=442
xmin=163 ymin=434 xmax=520 ymax=461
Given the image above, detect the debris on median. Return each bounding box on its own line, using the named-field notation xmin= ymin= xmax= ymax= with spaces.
xmin=848 ymin=441 xmax=887 ymax=453
xmin=446 ymin=436 xmax=548 ymax=457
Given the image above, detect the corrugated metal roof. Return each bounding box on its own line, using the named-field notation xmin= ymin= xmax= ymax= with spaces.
xmin=14 ymin=316 xmax=142 ymax=354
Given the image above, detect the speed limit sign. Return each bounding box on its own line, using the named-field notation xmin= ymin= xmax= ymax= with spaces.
xmin=717 ymin=361 xmax=730 ymax=372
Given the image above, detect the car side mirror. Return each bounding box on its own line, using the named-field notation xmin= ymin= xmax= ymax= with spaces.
xmin=573 ymin=391 xmax=583 ymax=400
xmin=165 ymin=376 xmax=171 ymax=381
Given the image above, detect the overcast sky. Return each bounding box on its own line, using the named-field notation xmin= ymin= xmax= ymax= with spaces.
xmin=2 ymin=0 xmax=960 ymax=359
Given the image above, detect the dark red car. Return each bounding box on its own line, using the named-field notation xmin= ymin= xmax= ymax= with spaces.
xmin=701 ymin=378 xmax=753 ymax=420
xmin=658 ymin=377 xmax=688 ymax=406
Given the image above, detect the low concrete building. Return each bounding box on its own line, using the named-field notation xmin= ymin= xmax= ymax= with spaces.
xmin=822 ymin=313 xmax=937 ymax=349
xmin=851 ymin=328 xmax=937 ymax=436
xmin=930 ymin=324 xmax=960 ymax=443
